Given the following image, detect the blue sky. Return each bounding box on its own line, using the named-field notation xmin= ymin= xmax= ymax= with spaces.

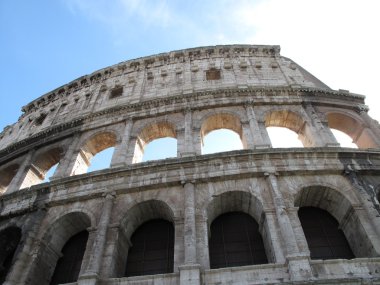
xmin=1 ymin=0 xmax=379 ymax=172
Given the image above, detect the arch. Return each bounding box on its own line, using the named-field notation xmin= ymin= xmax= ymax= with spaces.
xmin=209 ymin=212 xmax=268 ymax=269
xmin=124 ymin=219 xmax=174 ymax=277
xmin=50 ymin=230 xmax=89 ymax=285
xmin=206 ymin=191 xmax=273 ymax=266
xmin=72 ymin=131 xmax=118 ymax=175
xmin=264 ymin=110 xmax=310 ymax=147
xmin=294 ymin=186 xmax=375 ymax=258
xmin=20 ymin=147 xmax=64 ymax=189
xmin=265 ymin=110 xmax=305 ymax=133
xmin=115 ymin=200 xmax=175 ymax=277
xmin=121 ymin=199 xmax=175 ymax=242
xmin=133 ymin=121 xmax=177 ymax=163
xmin=0 ymin=164 xmax=19 ymax=194
xmin=326 ymin=112 xmax=377 ymax=148
xmin=298 ymin=207 xmax=354 ymax=260
xmin=0 ymin=226 xmax=22 ymax=283
xmin=200 ymin=113 xmax=246 ymax=152
xmin=30 ymin=212 xmax=91 ymax=285
xmin=207 ymin=190 xmax=264 ymax=226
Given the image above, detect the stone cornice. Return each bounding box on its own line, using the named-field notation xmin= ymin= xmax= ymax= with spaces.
xmin=1 ymin=148 xmax=380 ymax=219
xmin=21 ymin=44 xmax=281 ymax=115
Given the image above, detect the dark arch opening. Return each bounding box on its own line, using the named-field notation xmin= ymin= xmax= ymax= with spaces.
xmin=125 ymin=219 xmax=174 ymax=277
xmin=0 ymin=227 xmax=22 ymax=283
xmin=50 ymin=230 xmax=89 ymax=285
xmin=298 ymin=207 xmax=354 ymax=260
xmin=209 ymin=212 xmax=268 ymax=269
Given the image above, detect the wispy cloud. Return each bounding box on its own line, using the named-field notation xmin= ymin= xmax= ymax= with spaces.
xmin=63 ymin=0 xmax=174 ymax=31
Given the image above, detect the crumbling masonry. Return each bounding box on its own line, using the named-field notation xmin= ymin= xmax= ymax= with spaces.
xmin=1 ymin=45 xmax=380 ymax=285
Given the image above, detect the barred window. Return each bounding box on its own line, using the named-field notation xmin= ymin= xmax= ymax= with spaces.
xmin=299 ymin=207 xmax=354 ymax=260
xmin=50 ymin=230 xmax=89 ymax=285
xmin=125 ymin=219 xmax=174 ymax=277
xmin=209 ymin=212 xmax=268 ymax=269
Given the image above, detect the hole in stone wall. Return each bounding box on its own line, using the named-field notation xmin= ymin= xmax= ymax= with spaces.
xmin=35 ymin=113 xmax=47 ymax=126
xmin=142 ymin=137 xmax=177 ymax=162
xmin=206 ymin=68 xmax=221 ymax=80
xmin=109 ymin=87 xmax=123 ymax=99
xmin=267 ymin=127 xmax=303 ymax=148
xmin=202 ymin=129 xmax=243 ymax=154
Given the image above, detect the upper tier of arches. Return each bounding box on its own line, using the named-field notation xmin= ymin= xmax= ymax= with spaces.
xmin=1 ymin=100 xmax=379 ymax=194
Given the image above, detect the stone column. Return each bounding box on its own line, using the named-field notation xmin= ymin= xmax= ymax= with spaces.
xmin=196 ymin=213 xmax=210 ymax=269
xmin=262 ymin=209 xmax=286 ymax=263
xmin=344 ymin=169 xmax=380 ymax=242
xmin=78 ymin=192 xmax=115 ymax=285
xmin=286 ymin=207 xmax=310 ymax=255
xmin=52 ymin=133 xmax=82 ymax=179
xmin=264 ymin=173 xmax=313 ymax=281
xmin=6 ymin=150 xmax=35 ymax=193
xmin=245 ymin=104 xmax=271 ymax=148
xmin=179 ymin=181 xmax=201 ymax=285
xmin=241 ymin=122 xmax=254 ymax=149
xmin=3 ymin=209 xmax=47 ymax=285
xmin=358 ymin=109 xmax=380 ymax=143
xmin=181 ymin=109 xmax=195 ymax=157
xmin=303 ymin=103 xmax=339 ymax=147
xmin=110 ymin=119 xmax=133 ymax=167
xmin=193 ymin=127 xmax=202 ymax=155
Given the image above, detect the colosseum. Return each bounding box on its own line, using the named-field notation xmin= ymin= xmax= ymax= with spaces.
xmin=1 ymin=44 xmax=380 ymax=285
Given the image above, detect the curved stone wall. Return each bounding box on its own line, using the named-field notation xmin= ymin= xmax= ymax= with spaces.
xmin=1 ymin=45 xmax=380 ymax=285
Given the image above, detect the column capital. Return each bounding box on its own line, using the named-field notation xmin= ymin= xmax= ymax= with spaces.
xmin=181 ymin=180 xmax=196 ymax=186
xmin=102 ymin=191 xmax=116 ymax=200
xmin=264 ymin=171 xmax=279 ymax=177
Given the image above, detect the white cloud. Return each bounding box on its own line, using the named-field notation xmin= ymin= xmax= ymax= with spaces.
xmin=63 ymin=0 xmax=380 ymax=121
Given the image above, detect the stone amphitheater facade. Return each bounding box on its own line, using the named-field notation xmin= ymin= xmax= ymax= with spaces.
xmin=1 ymin=44 xmax=380 ymax=285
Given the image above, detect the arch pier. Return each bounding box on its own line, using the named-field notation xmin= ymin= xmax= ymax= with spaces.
xmin=1 ymin=45 xmax=380 ymax=285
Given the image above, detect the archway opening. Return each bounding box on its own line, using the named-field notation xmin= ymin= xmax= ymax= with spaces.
xmin=327 ymin=112 xmax=376 ymax=148
xmin=267 ymin=127 xmax=303 ymax=148
xmin=265 ymin=110 xmax=311 ymax=147
xmin=201 ymin=113 xmax=245 ymax=154
xmin=50 ymin=230 xmax=89 ymax=285
xmin=202 ymin=129 xmax=243 ymax=154
xmin=133 ymin=122 xmax=177 ymax=163
xmin=72 ymin=132 xmax=117 ymax=175
xmin=298 ymin=207 xmax=354 ymax=260
xmin=142 ymin=137 xmax=177 ymax=162
xmin=295 ymin=186 xmax=374 ymax=258
xmin=115 ymin=200 xmax=175 ymax=278
xmin=0 ymin=227 xmax=22 ymax=283
xmin=209 ymin=212 xmax=268 ymax=269
xmin=86 ymin=147 xmax=115 ymax=172
xmin=33 ymin=212 xmax=91 ymax=285
xmin=44 ymin=163 xmax=58 ymax=182
xmin=124 ymin=219 xmax=174 ymax=277
xmin=331 ymin=128 xmax=358 ymax=148
xmin=20 ymin=147 xmax=63 ymax=189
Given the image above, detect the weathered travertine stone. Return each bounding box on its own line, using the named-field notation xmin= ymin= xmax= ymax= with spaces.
xmin=1 ymin=45 xmax=380 ymax=285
